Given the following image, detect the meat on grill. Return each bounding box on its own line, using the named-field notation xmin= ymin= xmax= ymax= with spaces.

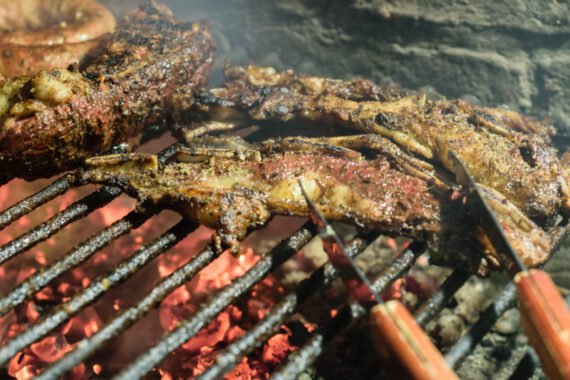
xmin=79 ymin=136 xmax=552 ymax=274
xmin=175 ymin=65 xmax=568 ymax=225
xmin=0 ymin=1 xmax=214 ymax=181
xmin=0 ymin=0 xmax=116 ymax=77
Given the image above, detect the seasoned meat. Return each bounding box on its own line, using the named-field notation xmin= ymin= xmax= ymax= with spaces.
xmin=0 ymin=0 xmax=116 ymax=77
xmin=0 ymin=1 xmax=214 ymax=181
xmin=178 ymin=65 xmax=567 ymax=225
xmin=79 ymin=137 xmax=552 ymax=274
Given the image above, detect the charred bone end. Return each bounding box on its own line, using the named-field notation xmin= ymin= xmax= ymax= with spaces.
xmin=85 ymin=153 xmax=158 ymax=171
xmin=80 ymin=153 xmax=158 ymax=186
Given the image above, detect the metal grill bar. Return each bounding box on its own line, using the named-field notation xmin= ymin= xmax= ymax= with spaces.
xmin=271 ymin=334 xmax=325 ymax=380
xmin=509 ymin=348 xmax=539 ymax=380
xmin=0 ymin=174 xmax=74 ymax=231
xmin=198 ymin=238 xmax=369 ymax=380
xmin=0 ymin=141 xmax=134 ymax=233
xmin=414 ymin=269 xmax=469 ymax=327
xmin=0 ymin=186 xmax=121 ymax=265
xmin=38 ymin=245 xmax=220 ymax=380
xmin=114 ymin=223 xmax=317 ymax=380
xmin=445 ymin=282 xmax=517 ymax=369
xmin=0 ymin=219 xmax=196 ymax=371
xmin=0 ymin=209 xmax=153 ymax=319
xmin=371 ymin=247 xmax=420 ymax=294
xmin=271 ymin=246 xmax=420 ymax=380
xmin=0 ymin=143 xmax=182 ymax=266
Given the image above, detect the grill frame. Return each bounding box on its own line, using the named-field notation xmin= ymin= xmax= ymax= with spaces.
xmin=0 ymin=139 xmax=562 ymax=380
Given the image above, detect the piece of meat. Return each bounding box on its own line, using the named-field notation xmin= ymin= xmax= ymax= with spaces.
xmin=177 ymin=65 xmax=567 ymax=225
xmin=0 ymin=1 xmax=214 ymax=181
xmin=79 ymin=138 xmax=553 ymax=275
xmin=209 ymin=65 xmax=411 ymax=102
xmin=0 ymin=0 xmax=116 ymax=77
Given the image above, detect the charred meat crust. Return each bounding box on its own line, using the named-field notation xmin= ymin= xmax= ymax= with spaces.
xmin=80 ymin=141 xmax=552 ymax=274
xmin=181 ymin=65 xmax=567 ymax=225
xmin=0 ymin=0 xmax=117 ymax=77
xmin=0 ymin=1 xmax=214 ymax=181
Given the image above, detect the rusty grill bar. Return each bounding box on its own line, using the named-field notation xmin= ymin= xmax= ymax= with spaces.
xmin=199 ymin=238 xmax=370 ymax=380
xmin=270 ymin=246 xmax=421 ymax=380
xmin=0 ymin=141 xmax=554 ymax=379
xmin=0 ymin=209 xmax=153 ymax=321
xmin=0 ymin=185 xmax=121 ymax=266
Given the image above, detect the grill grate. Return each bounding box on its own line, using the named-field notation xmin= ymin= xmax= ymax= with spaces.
xmin=270 ymin=246 xmax=420 ymax=380
xmin=0 ymin=174 xmax=74 ymax=232
xmin=414 ymin=269 xmax=468 ymax=328
xmin=199 ymin=238 xmax=369 ymax=380
xmin=115 ymin=223 xmax=317 ymax=379
xmin=0 ymin=209 xmax=153 ymax=320
xmin=0 ymin=140 xmax=558 ymax=379
xmin=445 ymin=283 xmax=518 ymax=369
xmin=0 ymin=185 xmax=121 ymax=266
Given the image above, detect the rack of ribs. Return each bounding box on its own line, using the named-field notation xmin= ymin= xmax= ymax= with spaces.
xmin=175 ymin=65 xmax=569 ymax=226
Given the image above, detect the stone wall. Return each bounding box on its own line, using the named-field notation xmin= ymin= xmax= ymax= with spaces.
xmin=103 ymin=0 xmax=570 ymax=141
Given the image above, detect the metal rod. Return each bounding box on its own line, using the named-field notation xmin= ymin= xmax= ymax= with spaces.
xmin=270 ymin=334 xmax=325 ymax=380
xmin=0 ymin=141 xmax=132 ymax=232
xmin=202 ymin=298 xmax=297 ymax=380
xmin=39 ymin=245 xmax=219 ymax=380
xmin=271 ymin=247 xmax=420 ymax=380
xmin=508 ymin=348 xmax=539 ymax=380
xmin=0 ymin=186 xmax=121 ymax=265
xmin=113 ymin=223 xmax=316 ymax=380
xmin=414 ymin=270 xmax=469 ymax=327
xmin=0 ymin=220 xmax=195 ymax=369
xmin=371 ymin=248 xmax=419 ymax=295
xmin=0 ymin=141 xmax=180 ymax=236
xmin=445 ymin=282 xmax=517 ymax=369
xmin=0 ymin=174 xmax=74 ymax=231
xmin=272 ymin=303 xmax=366 ymax=380
xmin=198 ymin=238 xmax=369 ymax=380
xmin=0 ymin=209 xmax=152 ymax=319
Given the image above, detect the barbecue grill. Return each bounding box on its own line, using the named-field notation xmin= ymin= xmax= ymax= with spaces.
xmin=1 ymin=0 xmax=569 ymax=379
xmin=0 ymin=131 xmax=557 ymax=379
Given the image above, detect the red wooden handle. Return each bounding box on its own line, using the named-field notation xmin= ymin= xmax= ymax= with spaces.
xmin=516 ymin=269 xmax=570 ymax=380
xmin=370 ymin=300 xmax=458 ymax=380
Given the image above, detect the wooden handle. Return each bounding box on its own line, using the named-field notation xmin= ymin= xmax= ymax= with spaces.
xmin=516 ymin=269 xmax=570 ymax=380
xmin=370 ymin=300 xmax=458 ymax=380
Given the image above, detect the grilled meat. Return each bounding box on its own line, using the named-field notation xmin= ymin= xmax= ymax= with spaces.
xmin=0 ymin=1 xmax=214 ymax=181
xmin=177 ymin=65 xmax=567 ymax=225
xmin=79 ymin=136 xmax=552 ymax=274
xmin=0 ymin=0 xmax=116 ymax=77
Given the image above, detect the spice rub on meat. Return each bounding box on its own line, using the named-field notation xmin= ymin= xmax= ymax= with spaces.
xmin=80 ymin=136 xmax=552 ymax=274
xmin=177 ymin=65 xmax=568 ymax=225
xmin=0 ymin=1 xmax=214 ymax=181
xmin=0 ymin=0 xmax=116 ymax=77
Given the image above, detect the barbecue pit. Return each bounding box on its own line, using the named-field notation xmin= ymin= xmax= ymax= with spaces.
xmin=0 ymin=0 xmax=568 ymax=379
xmin=0 ymin=131 xmax=560 ymax=379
